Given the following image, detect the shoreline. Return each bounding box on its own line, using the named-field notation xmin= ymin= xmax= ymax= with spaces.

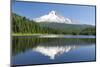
xmin=12 ymin=34 xmax=95 ymax=38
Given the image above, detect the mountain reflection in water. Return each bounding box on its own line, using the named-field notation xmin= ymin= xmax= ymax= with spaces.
xmin=12 ymin=36 xmax=95 ymax=65
xmin=33 ymin=45 xmax=76 ymax=59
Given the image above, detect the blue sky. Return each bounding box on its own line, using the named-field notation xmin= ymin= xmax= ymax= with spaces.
xmin=12 ymin=1 xmax=96 ymax=25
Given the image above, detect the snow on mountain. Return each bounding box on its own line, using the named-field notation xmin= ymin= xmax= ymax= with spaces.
xmin=33 ymin=10 xmax=73 ymax=24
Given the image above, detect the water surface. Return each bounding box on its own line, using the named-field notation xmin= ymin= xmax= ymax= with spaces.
xmin=11 ymin=36 xmax=96 ymax=66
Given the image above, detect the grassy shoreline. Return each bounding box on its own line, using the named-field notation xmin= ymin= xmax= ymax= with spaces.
xmin=12 ymin=33 xmax=95 ymax=36
xmin=12 ymin=33 xmax=43 ymax=36
xmin=12 ymin=33 xmax=65 ymax=36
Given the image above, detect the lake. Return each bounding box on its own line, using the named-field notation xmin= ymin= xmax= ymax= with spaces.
xmin=11 ymin=36 xmax=96 ymax=66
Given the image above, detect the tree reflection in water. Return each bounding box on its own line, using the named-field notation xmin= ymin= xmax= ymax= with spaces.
xmin=12 ymin=36 xmax=95 ymax=59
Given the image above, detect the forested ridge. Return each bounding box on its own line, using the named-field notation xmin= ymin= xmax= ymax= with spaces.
xmin=12 ymin=13 xmax=96 ymax=35
xmin=12 ymin=13 xmax=59 ymax=34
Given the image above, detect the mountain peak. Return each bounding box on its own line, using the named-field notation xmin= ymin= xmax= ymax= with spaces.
xmin=49 ymin=10 xmax=57 ymax=15
xmin=34 ymin=10 xmax=73 ymax=24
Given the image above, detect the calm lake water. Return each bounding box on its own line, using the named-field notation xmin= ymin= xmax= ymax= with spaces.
xmin=11 ymin=36 xmax=96 ymax=66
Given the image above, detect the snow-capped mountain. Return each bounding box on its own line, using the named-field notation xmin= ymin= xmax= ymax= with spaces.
xmin=34 ymin=10 xmax=73 ymax=24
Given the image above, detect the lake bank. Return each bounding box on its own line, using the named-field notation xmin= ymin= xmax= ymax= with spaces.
xmin=12 ymin=34 xmax=95 ymax=38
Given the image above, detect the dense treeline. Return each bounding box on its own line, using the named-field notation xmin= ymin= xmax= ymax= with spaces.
xmin=79 ymin=27 xmax=96 ymax=35
xmin=12 ymin=13 xmax=96 ymax=35
xmin=39 ymin=22 xmax=94 ymax=35
xmin=12 ymin=13 xmax=59 ymax=34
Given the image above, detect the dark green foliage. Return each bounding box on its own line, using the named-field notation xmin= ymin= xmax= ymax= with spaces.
xmin=12 ymin=13 xmax=59 ymax=34
xmin=79 ymin=27 xmax=96 ymax=35
xmin=38 ymin=22 xmax=95 ymax=35
xmin=38 ymin=22 xmax=93 ymax=31
xmin=12 ymin=13 xmax=42 ymax=33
